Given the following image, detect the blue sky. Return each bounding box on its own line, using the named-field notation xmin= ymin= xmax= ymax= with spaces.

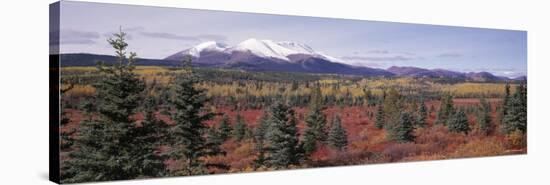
xmin=56 ymin=1 xmax=527 ymax=77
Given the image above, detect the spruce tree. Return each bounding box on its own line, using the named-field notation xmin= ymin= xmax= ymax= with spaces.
xmin=302 ymin=88 xmax=328 ymax=155
xmin=167 ymin=56 xmax=215 ymax=176
xmin=447 ymin=109 xmax=471 ymax=134
xmin=328 ymin=115 xmax=348 ymax=150
xmin=500 ymin=83 xmax=511 ymax=124
xmin=233 ymin=114 xmax=247 ymax=141
xmin=252 ymin=112 xmax=270 ymax=169
xmin=303 ymin=83 xmax=329 ymax=155
xmin=205 ymin=125 xmax=224 ymax=156
xmin=264 ymin=101 xmax=303 ymax=169
xmin=62 ymin=29 xmax=165 ymax=183
xmin=218 ymin=114 xmax=232 ymax=141
xmin=375 ymin=102 xmax=385 ymax=129
xmin=417 ymin=100 xmax=428 ymax=128
xmin=502 ymin=84 xmax=527 ymax=134
xmin=477 ymin=98 xmax=492 ymax=135
xmin=388 ymin=112 xmax=415 ymax=142
xmin=133 ymin=97 xmax=170 ymax=177
xmin=383 ymin=88 xmax=401 ymax=122
xmin=436 ymin=94 xmax=455 ymax=125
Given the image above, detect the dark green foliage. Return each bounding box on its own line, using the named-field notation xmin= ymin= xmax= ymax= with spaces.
xmin=383 ymin=88 xmax=401 ymax=122
xmin=375 ymin=103 xmax=385 ymax=129
xmin=205 ymin=125 xmax=224 ymax=156
xmin=417 ymin=100 xmax=428 ymax=128
xmin=133 ymin=97 xmax=170 ymax=177
xmin=252 ymin=112 xmax=270 ymax=169
xmin=387 ymin=112 xmax=416 ymax=142
xmin=167 ymin=56 xmax=215 ymax=176
xmin=502 ymin=84 xmax=527 ymax=134
xmin=218 ymin=114 xmax=232 ymax=141
xmin=328 ymin=115 xmax=348 ymax=150
xmin=302 ymin=105 xmax=328 ymax=155
xmin=62 ymin=30 xmax=166 ymax=183
xmin=302 ymin=84 xmax=328 ymax=155
xmin=447 ymin=109 xmax=471 ymax=134
xmin=363 ymin=88 xmax=377 ymax=106
xmin=233 ymin=114 xmax=247 ymax=141
xmin=264 ymin=101 xmax=303 ymax=169
xmin=500 ymin=83 xmax=511 ymax=124
xmin=477 ymin=98 xmax=492 ymax=135
xmin=436 ymin=94 xmax=455 ymax=125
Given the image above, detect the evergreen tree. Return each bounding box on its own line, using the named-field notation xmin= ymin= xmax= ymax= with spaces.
xmin=302 ymin=83 xmax=329 ymax=155
xmin=477 ymin=98 xmax=492 ymax=135
xmin=264 ymin=101 xmax=303 ymax=169
xmin=327 ymin=115 xmax=348 ymax=150
xmin=383 ymin=88 xmax=402 ymax=136
xmin=500 ymin=83 xmax=511 ymax=124
xmin=252 ymin=112 xmax=270 ymax=169
xmin=218 ymin=114 xmax=232 ymax=141
xmin=375 ymin=103 xmax=385 ymax=129
xmin=133 ymin=97 xmax=170 ymax=177
xmin=205 ymin=125 xmax=224 ymax=156
xmin=63 ymin=29 xmax=165 ymax=183
xmin=383 ymin=88 xmax=401 ymax=122
xmin=447 ymin=109 xmax=471 ymax=134
xmin=502 ymin=84 xmax=527 ymax=134
xmin=417 ymin=100 xmax=428 ymax=128
xmin=436 ymin=93 xmax=455 ymax=125
xmin=302 ymin=99 xmax=328 ymax=155
xmin=388 ymin=112 xmax=415 ymax=142
xmin=233 ymin=114 xmax=247 ymax=141
xmin=167 ymin=56 xmax=215 ymax=176
xmin=309 ymin=83 xmax=324 ymax=108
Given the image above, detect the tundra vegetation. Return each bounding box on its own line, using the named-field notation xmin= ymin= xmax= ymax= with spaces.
xmin=59 ymin=31 xmax=527 ymax=183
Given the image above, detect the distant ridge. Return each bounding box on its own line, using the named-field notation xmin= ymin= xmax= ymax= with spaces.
xmin=57 ymin=53 xmax=524 ymax=82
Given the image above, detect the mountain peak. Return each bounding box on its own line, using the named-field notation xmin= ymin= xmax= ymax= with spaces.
xmin=187 ymin=41 xmax=227 ymax=57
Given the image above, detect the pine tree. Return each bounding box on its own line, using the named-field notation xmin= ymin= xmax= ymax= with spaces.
xmin=168 ymin=56 xmax=215 ymax=176
xmin=264 ymin=101 xmax=303 ymax=169
xmin=218 ymin=114 xmax=232 ymax=141
xmin=447 ymin=109 xmax=471 ymax=134
xmin=417 ymin=100 xmax=428 ymax=128
xmin=477 ymin=98 xmax=492 ymax=135
xmin=328 ymin=115 xmax=348 ymax=150
xmin=375 ymin=102 xmax=385 ymax=129
xmin=62 ymin=29 xmax=165 ymax=183
xmin=502 ymin=84 xmax=527 ymax=134
xmin=436 ymin=93 xmax=455 ymax=125
xmin=233 ymin=114 xmax=247 ymax=141
xmin=388 ymin=112 xmax=415 ymax=142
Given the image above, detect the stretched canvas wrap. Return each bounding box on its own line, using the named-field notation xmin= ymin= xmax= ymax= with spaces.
xmin=50 ymin=1 xmax=527 ymax=184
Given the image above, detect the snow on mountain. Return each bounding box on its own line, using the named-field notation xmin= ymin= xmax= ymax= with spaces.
xmin=167 ymin=38 xmax=346 ymax=65
xmin=185 ymin=41 xmax=227 ymax=57
xmin=276 ymin=41 xmax=316 ymax=55
xmin=227 ymin=38 xmax=292 ymax=61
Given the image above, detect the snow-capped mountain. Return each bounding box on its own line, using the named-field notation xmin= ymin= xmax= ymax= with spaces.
xmin=165 ymin=41 xmax=227 ymax=60
xmin=164 ymin=38 xmax=394 ymax=76
xmin=162 ymin=39 xmax=517 ymax=80
xmin=165 ymin=38 xmax=345 ymax=64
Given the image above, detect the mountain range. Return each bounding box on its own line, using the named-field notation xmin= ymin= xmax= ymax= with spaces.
xmin=57 ymin=38 xmax=525 ymax=82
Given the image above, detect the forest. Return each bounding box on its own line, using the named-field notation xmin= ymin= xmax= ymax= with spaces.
xmin=58 ymin=30 xmax=527 ymax=183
